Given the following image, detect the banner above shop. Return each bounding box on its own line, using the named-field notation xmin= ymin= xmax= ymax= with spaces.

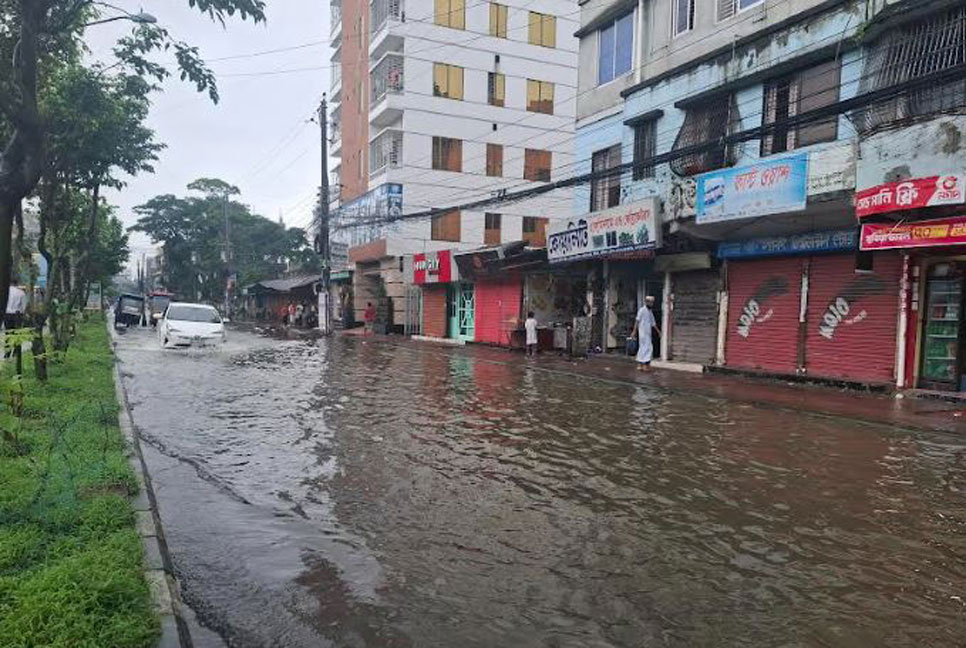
xmin=854 ymin=175 xmax=965 ymax=219
xmin=696 ymin=153 xmax=808 ymax=224
xmin=547 ymin=197 xmax=661 ymax=264
xmin=717 ymin=229 xmax=857 ymax=259
xmin=413 ymin=250 xmax=456 ymax=285
xmin=860 ymin=216 xmax=966 ymax=251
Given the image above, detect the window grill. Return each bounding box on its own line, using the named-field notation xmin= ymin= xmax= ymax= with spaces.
xmin=370 ymin=130 xmax=402 ymax=176
xmin=856 ymin=7 xmax=966 ymax=133
xmin=371 ymin=54 xmax=404 ymax=105
xmin=590 ymin=145 xmax=622 ymax=211
xmin=670 ymin=94 xmax=740 ymax=176
xmin=371 ymin=0 xmax=402 ymax=34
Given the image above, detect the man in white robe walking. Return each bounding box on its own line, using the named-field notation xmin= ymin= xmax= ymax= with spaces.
xmin=634 ymin=295 xmax=661 ymax=371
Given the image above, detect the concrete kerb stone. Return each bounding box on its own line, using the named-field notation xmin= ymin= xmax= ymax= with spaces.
xmin=110 ymin=332 xmax=192 ymax=648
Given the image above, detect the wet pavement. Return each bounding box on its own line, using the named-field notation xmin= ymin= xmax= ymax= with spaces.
xmin=113 ymin=325 xmax=966 ymax=647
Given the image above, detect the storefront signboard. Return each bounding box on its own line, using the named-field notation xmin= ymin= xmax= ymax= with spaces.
xmin=696 ymin=153 xmax=808 ymax=224
xmin=855 ymin=175 xmax=965 ymax=218
xmin=547 ymin=198 xmax=661 ymax=264
xmin=860 ymin=215 xmax=966 ymax=251
xmin=717 ymin=229 xmax=857 ymax=259
xmin=413 ymin=250 xmax=455 ymax=284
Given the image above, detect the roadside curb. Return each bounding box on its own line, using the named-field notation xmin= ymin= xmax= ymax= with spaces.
xmin=110 ymin=341 xmax=192 ymax=648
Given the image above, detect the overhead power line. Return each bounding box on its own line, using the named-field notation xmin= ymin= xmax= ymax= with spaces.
xmin=335 ymin=61 xmax=966 ymax=230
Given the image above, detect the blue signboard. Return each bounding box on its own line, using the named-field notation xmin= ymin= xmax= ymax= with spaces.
xmin=696 ymin=153 xmax=808 ymax=224
xmin=717 ymin=229 xmax=858 ymax=259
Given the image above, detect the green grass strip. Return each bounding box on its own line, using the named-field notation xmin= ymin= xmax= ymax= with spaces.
xmin=0 ymin=318 xmax=159 ymax=648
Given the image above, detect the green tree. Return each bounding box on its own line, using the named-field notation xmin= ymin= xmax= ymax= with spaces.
xmin=0 ymin=0 xmax=266 ymax=320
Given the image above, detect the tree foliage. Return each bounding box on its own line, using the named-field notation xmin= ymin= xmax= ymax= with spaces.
xmin=132 ymin=180 xmax=320 ymax=303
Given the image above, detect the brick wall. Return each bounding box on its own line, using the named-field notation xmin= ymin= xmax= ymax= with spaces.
xmin=422 ymin=285 xmax=447 ymax=338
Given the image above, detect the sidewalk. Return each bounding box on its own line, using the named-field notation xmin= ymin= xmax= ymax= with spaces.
xmin=344 ymin=332 xmax=966 ymax=435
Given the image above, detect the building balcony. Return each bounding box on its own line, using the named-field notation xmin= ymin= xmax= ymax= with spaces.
xmin=330 ymin=63 xmax=342 ymax=102
xmin=330 ymin=0 xmax=342 ymax=41
xmin=370 ymin=53 xmax=404 ymax=128
xmin=370 ymin=0 xmax=404 ymax=61
xmin=330 ymin=104 xmax=342 ymax=157
xmin=370 ymin=129 xmax=403 ymax=179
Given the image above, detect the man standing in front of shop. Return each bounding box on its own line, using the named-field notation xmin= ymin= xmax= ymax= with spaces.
xmin=634 ymin=296 xmax=661 ymax=371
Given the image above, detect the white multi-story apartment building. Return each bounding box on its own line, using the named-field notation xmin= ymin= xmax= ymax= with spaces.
xmin=328 ymin=0 xmax=577 ymax=325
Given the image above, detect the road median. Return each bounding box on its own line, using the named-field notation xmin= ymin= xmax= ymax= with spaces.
xmin=0 ymin=318 xmax=160 ymax=647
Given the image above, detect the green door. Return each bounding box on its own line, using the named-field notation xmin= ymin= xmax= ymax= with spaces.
xmin=447 ymin=285 xmax=459 ymax=339
xmin=457 ymin=282 xmax=475 ymax=341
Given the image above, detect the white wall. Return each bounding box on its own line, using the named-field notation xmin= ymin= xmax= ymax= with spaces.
xmin=368 ymin=0 xmax=579 ymax=255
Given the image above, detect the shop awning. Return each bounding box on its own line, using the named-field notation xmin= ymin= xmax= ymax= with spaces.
xmin=453 ymin=241 xmax=548 ymax=280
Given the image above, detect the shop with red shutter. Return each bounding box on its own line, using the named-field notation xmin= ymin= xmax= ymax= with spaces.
xmin=411 ymin=250 xmax=460 ymax=340
xmin=474 ymin=278 xmax=523 ymax=346
xmin=719 ymin=229 xmax=903 ymax=385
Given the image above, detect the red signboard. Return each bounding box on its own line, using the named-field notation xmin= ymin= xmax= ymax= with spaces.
xmin=855 ymin=175 xmax=965 ymax=218
xmin=860 ymin=215 xmax=966 ymax=251
xmin=413 ymin=250 xmax=453 ymax=284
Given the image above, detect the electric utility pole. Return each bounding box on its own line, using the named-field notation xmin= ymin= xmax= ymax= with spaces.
xmin=317 ymin=93 xmax=332 ymax=334
xmin=223 ymin=191 xmax=233 ymax=318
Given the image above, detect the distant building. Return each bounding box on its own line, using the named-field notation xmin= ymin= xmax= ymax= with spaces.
xmin=326 ymin=0 xmax=579 ymax=325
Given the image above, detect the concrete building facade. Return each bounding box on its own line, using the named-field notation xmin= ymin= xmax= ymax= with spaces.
xmin=328 ymin=0 xmax=579 ymax=325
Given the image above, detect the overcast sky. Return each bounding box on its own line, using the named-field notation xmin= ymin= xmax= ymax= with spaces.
xmin=86 ymin=1 xmax=331 ymax=263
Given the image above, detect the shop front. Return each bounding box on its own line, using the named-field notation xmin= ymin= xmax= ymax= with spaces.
xmin=454 ymin=242 xmax=546 ymax=348
xmin=547 ymin=197 xmax=662 ymax=353
xmin=655 ymin=252 xmax=719 ymax=366
xmin=720 ymin=229 xmax=903 ymax=384
xmin=411 ymin=249 xmax=462 ymax=340
xmin=860 ymin=213 xmax=966 ymax=391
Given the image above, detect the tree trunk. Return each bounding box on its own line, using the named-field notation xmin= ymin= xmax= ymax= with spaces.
xmin=31 ymin=313 xmax=46 ymax=382
xmin=0 ymin=201 xmax=16 ymax=319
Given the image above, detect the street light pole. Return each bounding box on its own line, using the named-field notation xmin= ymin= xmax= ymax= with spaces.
xmin=317 ymin=94 xmax=332 ymax=335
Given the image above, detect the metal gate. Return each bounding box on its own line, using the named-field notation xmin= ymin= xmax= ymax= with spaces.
xmin=404 ymin=285 xmax=422 ymax=336
xmin=726 ymin=257 xmax=804 ymax=374
xmin=670 ymin=270 xmax=719 ymax=365
xmin=804 ymin=253 xmax=901 ymax=383
xmin=458 ymin=282 xmax=475 ymax=341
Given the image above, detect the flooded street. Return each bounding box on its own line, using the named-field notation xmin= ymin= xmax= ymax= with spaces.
xmin=113 ymin=326 xmax=966 ymax=647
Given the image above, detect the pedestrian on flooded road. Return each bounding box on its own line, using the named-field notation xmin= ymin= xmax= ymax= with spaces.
xmin=634 ymin=295 xmax=661 ymax=371
xmin=525 ymin=311 xmax=538 ymax=357
xmin=364 ymin=302 xmax=376 ymax=335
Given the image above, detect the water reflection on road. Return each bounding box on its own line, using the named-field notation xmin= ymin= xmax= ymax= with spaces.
xmin=114 ymin=326 xmax=966 ymax=647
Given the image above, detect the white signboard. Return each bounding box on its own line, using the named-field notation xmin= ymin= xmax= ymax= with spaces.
xmin=547 ymin=198 xmax=661 ymax=264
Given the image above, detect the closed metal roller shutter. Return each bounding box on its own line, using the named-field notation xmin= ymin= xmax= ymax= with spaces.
xmin=726 ymin=257 xmax=803 ymax=374
xmin=804 ymin=253 xmax=901 ymax=383
xmin=421 ymin=285 xmax=448 ymax=339
xmin=475 ymin=279 xmax=522 ymax=346
xmin=670 ymin=270 xmax=719 ymax=365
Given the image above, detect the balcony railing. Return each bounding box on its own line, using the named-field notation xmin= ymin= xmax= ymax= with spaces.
xmin=371 ymin=54 xmax=404 ymax=106
xmin=370 ymin=0 xmax=402 ymax=34
xmin=330 ymin=105 xmax=342 ymax=144
xmin=330 ymin=1 xmax=342 ymax=34
xmin=370 ymin=130 xmax=403 ymax=176
xmin=331 ymin=61 xmax=341 ymax=88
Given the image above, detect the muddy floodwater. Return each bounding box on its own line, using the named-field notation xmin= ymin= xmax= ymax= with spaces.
xmin=113 ymin=326 xmax=966 ymax=647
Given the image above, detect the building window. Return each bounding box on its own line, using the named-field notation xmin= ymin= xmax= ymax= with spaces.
xmin=431 ymin=209 xmax=461 ymax=242
xmin=598 ymin=13 xmax=633 ymax=85
xmin=486 ymin=143 xmax=503 ymax=177
xmin=761 ymin=60 xmax=840 ymax=156
xmin=489 ymin=2 xmax=508 ymax=38
xmin=526 ymin=80 xmax=554 ymax=114
xmin=856 ymin=7 xmax=966 ymax=133
xmin=632 ymin=120 xmax=657 ymax=180
xmin=435 ymin=0 xmax=465 ymax=29
xmin=433 ymin=63 xmax=464 ymax=100
xmin=484 ymin=213 xmax=502 ymax=245
xmin=488 ymin=72 xmax=506 ymax=107
xmin=673 ymin=0 xmax=694 ymax=36
xmin=432 ymin=137 xmax=462 ymax=172
xmin=717 ymin=0 xmax=762 ymax=22
xmin=524 ymin=149 xmax=552 ymax=182
xmin=590 ymin=145 xmax=622 ymax=212
xmin=670 ymin=94 xmax=739 ymax=176
xmin=528 ymin=11 xmax=556 ymax=48
xmin=522 ymin=216 xmax=548 ymax=246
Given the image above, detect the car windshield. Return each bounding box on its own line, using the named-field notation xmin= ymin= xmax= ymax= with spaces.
xmin=152 ymin=296 xmax=171 ymax=309
xmin=166 ymin=305 xmax=221 ymax=323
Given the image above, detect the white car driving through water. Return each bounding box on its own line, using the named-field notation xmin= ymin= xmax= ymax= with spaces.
xmin=158 ymin=302 xmax=226 ymax=348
